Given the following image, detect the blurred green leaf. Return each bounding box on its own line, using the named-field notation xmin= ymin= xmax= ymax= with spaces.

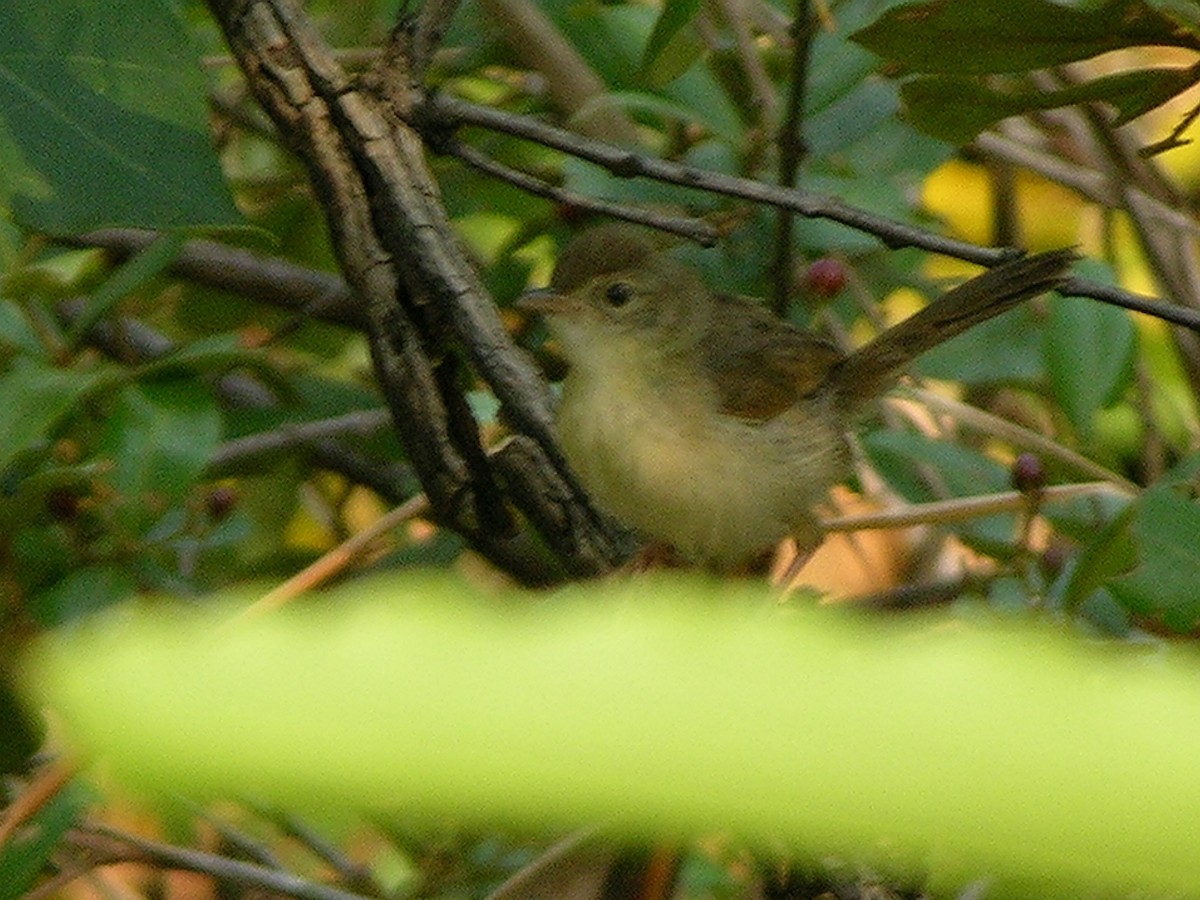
xmin=641 ymin=0 xmax=704 ymax=87
xmin=0 ymin=361 xmax=105 ymax=472
xmin=862 ymin=427 xmax=1014 ymax=552
xmin=0 ymin=0 xmax=241 ymax=232
xmin=1045 ymin=297 xmax=1137 ymax=438
xmin=2 ymin=249 xmax=107 ymax=303
xmin=23 ymin=574 xmax=1200 ymax=898
xmin=899 ymin=67 xmax=1200 ymax=145
xmin=805 ymin=81 xmax=899 ymax=158
xmin=0 ymin=675 xmax=42 ymax=774
xmin=852 ymin=0 xmax=1198 ymax=76
xmin=1060 ymin=504 xmax=1138 ymax=613
xmin=97 ymin=378 xmax=220 ymax=532
xmin=65 ymin=231 xmax=186 ymax=349
xmin=0 ymin=778 xmax=89 ymax=896
xmin=541 ymin=0 xmax=741 ymax=142
xmin=1111 ymin=484 xmax=1200 ymax=631
xmin=28 ymin=563 xmax=137 ymax=627
xmin=915 ymin=305 xmax=1046 ymax=385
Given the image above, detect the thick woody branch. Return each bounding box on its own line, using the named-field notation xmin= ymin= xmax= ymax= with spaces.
xmin=204 ymin=0 xmax=627 ymax=578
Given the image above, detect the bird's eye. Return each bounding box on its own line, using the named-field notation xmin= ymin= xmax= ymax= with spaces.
xmin=605 ymin=281 xmax=634 ymax=307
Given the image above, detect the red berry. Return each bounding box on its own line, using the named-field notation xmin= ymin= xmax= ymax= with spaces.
xmin=803 ymin=257 xmax=848 ymax=298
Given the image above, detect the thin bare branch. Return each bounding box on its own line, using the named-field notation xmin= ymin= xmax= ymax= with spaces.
xmin=72 ymin=824 xmax=373 ymax=900
xmin=444 ymin=138 xmax=718 ymax=244
xmin=209 ymin=409 xmax=393 ymax=470
xmin=822 ymin=481 xmax=1127 ymax=533
xmin=232 ymin=492 xmax=431 ymax=619
xmin=708 ymin=0 xmax=779 ymax=127
xmin=409 ymin=0 xmax=465 ymax=79
xmin=66 ymin=229 xmax=363 ymax=329
xmin=896 ymin=388 xmax=1139 ymax=493
xmin=772 ymin=0 xmax=815 ymax=314
xmin=478 ymin=0 xmax=639 ymax=144
xmin=977 ymin=131 xmax=1200 ymax=238
xmin=420 ymin=92 xmax=1008 ymax=263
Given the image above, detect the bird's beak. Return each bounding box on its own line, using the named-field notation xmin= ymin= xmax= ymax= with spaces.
xmin=515 ymin=287 xmax=571 ymax=315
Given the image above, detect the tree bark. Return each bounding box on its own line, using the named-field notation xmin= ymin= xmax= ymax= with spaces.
xmin=204 ymin=0 xmax=631 ymax=580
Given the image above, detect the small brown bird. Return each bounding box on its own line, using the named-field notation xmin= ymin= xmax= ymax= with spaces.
xmin=520 ymin=225 xmax=1075 ymax=570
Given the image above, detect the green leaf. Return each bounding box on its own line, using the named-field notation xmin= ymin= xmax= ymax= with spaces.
xmin=23 ymin=574 xmax=1200 ymax=898
xmin=0 ymin=675 xmax=42 ymax=774
xmin=98 ymin=379 xmax=221 ymax=531
xmin=1044 ymin=296 xmax=1137 ymax=438
xmin=1059 ymin=504 xmax=1138 ymax=613
xmin=539 ymin=1 xmax=741 ymax=144
xmin=0 ymin=778 xmax=89 ymax=897
xmin=901 ymin=67 xmax=1200 ymax=144
xmin=28 ymin=564 xmax=137 ymax=627
xmin=0 ymin=0 xmax=241 ymax=232
xmin=65 ymin=231 xmax=186 ymax=349
xmin=600 ymin=90 xmax=740 ymax=143
xmin=915 ymin=306 xmax=1046 ymax=385
xmin=851 ymin=0 xmax=1199 ymax=76
xmin=640 ymin=0 xmax=703 ymax=82
xmin=0 ymin=361 xmax=103 ymax=472
xmin=862 ymin=428 xmax=1014 ymax=552
xmin=804 ymin=80 xmax=900 ymax=158
xmin=1110 ymin=484 xmax=1200 ymax=631
xmin=641 ymin=24 xmax=705 ymax=88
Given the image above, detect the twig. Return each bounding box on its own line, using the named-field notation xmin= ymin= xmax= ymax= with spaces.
xmin=65 ymin=229 xmax=364 ymax=330
xmin=1039 ymin=68 xmax=1200 ymax=383
xmin=198 ymin=807 xmax=285 ymax=869
xmin=821 ymin=481 xmax=1126 ymax=533
xmin=771 ymin=0 xmax=814 ymax=314
xmin=1061 ymin=275 xmax=1200 ymax=331
xmin=53 ymin=298 xmax=414 ymax=501
xmin=444 ymin=138 xmax=718 ymax=244
xmin=72 ymin=824 xmax=373 ymax=900
xmin=232 ymin=492 xmax=432 ymax=620
xmin=709 ymin=0 xmax=779 ymax=127
xmin=478 ymin=0 xmax=639 ymax=143
xmin=977 ymin=130 xmax=1200 ymax=238
xmin=273 ymin=812 xmax=382 ymax=893
xmin=485 ymin=829 xmax=612 ymax=900
xmin=0 ymin=759 xmax=77 ymax=847
xmin=896 ymin=388 xmax=1140 ymax=493
xmin=419 ymin=93 xmax=1010 ymax=263
xmin=420 ymin=94 xmax=1200 ymax=334
xmin=208 ymin=409 xmax=393 ymax=470
xmin=409 ymin=0 xmax=464 ymax=79
xmin=854 ymin=575 xmax=982 ymax=610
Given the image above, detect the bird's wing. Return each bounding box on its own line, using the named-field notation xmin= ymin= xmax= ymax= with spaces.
xmin=701 ymin=295 xmax=844 ymax=423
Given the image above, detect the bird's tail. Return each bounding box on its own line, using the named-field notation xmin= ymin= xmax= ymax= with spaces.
xmin=831 ymin=248 xmax=1077 ymax=410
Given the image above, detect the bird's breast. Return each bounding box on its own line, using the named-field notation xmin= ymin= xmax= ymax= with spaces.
xmin=556 ymin=361 xmax=848 ymax=567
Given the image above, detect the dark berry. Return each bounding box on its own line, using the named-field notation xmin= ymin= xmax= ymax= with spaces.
xmin=1011 ymin=452 xmax=1045 ymax=494
xmin=45 ymin=488 xmax=79 ymax=521
xmin=205 ymin=485 xmax=238 ymax=521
